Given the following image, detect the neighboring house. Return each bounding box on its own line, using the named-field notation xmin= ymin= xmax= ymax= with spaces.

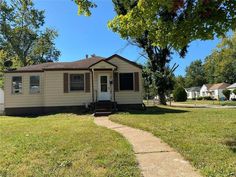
xmin=4 ymin=54 xmax=143 ymax=115
xmin=200 ymin=83 xmax=230 ymax=100
xmin=200 ymin=84 xmax=213 ymax=97
xmin=185 ymin=87 xmax=201 ymax=99
xmin=227 ymin=83 xmax=236 ymax=100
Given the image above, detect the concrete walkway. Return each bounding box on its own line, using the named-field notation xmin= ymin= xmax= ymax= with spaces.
xmin=95 ymin=117 xmax=202 ymax=177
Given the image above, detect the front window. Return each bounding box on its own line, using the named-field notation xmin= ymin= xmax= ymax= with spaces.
xmin=70 ymin=74 xmax=84 ymax=91
xmin=30 ymin=76 xmax=40 ymax=94
xmin=119 ymin=73 xmax=134 ymax=91
xmin=12 ymin=76 xmax=22 ymax=94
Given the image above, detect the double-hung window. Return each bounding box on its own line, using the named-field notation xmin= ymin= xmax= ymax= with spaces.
xmin=119 ymin=73 xmax=134 ymax=91
xmin=30 ymin=76 xmax=40 ymax=94
xmin=70 ymin=74 xmax=84 ymax=91
xmin=12 ymin=76 xmax=22 ymax=94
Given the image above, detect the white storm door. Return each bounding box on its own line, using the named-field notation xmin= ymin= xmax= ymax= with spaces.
xmin=98 ymin=74 xmax=110 ymax=101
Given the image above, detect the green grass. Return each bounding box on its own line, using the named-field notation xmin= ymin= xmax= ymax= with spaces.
xmin=176 ymin=100 xmax=236 ymax=106
xmin=144 ymin=99 xmax=236 ymax=106
xmin=110 ymin=106 xmax=236 ymax=177
xmin=0 ymin=114 xmax=140 ymax=177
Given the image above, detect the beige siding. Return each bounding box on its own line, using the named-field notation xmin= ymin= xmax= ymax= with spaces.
xmin=4 ymin=56 xmax=143 ymax=108
xmin=109 ymin=57 xmax=143 ymax=104
xmin=44 ymin=71 xmax=92 ymax=106
xmin=4 ymin=72 xmax=44 ymax=108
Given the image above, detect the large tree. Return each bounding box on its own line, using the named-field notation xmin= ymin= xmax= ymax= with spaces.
xmin=75 ymin=0 xmax=236 ymax=104
xmin=185 ymin=59 xmax=206 ymax=87
xmin=0 ymin=0 xmax=60 ymax=68
xmin=204 ymin=32 xmax=236 ymax=84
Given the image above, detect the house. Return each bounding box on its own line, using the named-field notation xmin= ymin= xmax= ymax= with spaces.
xmin=227 ymin=83 xmax=236 ymax=100
xmin=200 ymin=84 xmax=213 ymax=97
xmin=185 ymin=87 xmax=201 ymax=99
xmin=4 ymin=54 xmax=143 ymax=115
xmin=208 ymin=83 xmax=231 ymax=100
xmin=200 ymin=83 xmax=231 ymax=100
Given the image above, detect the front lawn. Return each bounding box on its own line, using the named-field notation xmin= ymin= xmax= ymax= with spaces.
xmin=0 ymin=114 xmax=140 ymax=177
xmin=110 ymin=106 xmax=236 ymax=177
xmin=176 ymin=100 xmax=236 ymax=106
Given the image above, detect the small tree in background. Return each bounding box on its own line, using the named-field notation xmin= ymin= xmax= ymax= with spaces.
xmin=173 ymin=87 xmax=187 ymax=102
xmin=222 ymin=89 xmax=231 ymax=100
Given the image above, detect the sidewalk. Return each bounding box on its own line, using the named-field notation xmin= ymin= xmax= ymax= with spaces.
xmin=95 ymin=117 xmax=202 ymax=177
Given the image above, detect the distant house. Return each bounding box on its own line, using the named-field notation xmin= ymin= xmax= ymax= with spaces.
xmin=185 ymin=87 xmax=201 ymax=99
xmin=200 ymin=83 xmax=231 ymax=100
xmin=200 ymin=84 xmax=213 ymax=97
xmin=227 ymin=83 xmax=236 ymax=100
xmin=4 ymin=54 xmax=143 ymax=115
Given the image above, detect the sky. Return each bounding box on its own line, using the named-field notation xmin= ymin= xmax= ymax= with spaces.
xmin=34 ymin=0 xmax=220 ymax=76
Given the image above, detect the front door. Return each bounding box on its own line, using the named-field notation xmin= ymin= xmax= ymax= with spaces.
xmin=98 ymin=74 xmax=110 ymax=101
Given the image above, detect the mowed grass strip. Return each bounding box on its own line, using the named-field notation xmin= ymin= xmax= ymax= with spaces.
xmin=0 ymin=114 xmax=140 ymax=177
xmin=110 ymin=106 xmax=236 ymax=177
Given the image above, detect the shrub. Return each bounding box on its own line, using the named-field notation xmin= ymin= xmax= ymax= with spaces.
xmin=197 ymin=96 xmax=203 ymax=100
xmin=173 ymin=87 xmax=187 ymax=102
xmin=203 ymin=96 xmax=213 ymax=100
xmin=192 ymin=98 xmax=196 ymax=100
xmin=222 ymin=89 xmax=231 ymax=100
xmin=233 ymin=89 xmax=236 ymax=95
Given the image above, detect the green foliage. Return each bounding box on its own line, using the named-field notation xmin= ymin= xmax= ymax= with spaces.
xmin=74 ymin=0 xmax=97 ymax=16
xmin=173 ymin=87 xmax=187 ymax=102
xmin=107 ymin=0 xmax=236 ymax=105
xmin=222 ymin=89 xmax=231 ymax=100
xmin=203 ymin=96 xmax=213 ymax=100
xmin=197 ymin=96 xmax=203 ymax=100
xmin=233 ymin=89 xmax=236 ymax=95
xmin=0 ymin=0 xmax=60 ymax=68
xmin=174 ymin=75 xmax=186 ymax=88
xmin=204 ymin=32 xmax=236 ymax=84
xmin=185 ymin=60 xmax=206 ymax=87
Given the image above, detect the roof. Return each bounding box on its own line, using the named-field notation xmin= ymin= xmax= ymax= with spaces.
xmin=209 ymin=83 xmax=231 ymax=90
xmin=203 ymin=84 xmax=213 ymax=89
xmin=227 ymin=83 xmax=236 ymax=89
xmin=186 ymin=87 xmax=201 ymax=92
xmin=6 ymin=54 xmax=142 ymax=73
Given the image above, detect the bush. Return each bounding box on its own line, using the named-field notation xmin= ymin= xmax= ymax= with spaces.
xmin=222 ymin=89 xmax=231 ymax=100
xmin=197 ymin=96 xmax=203 ymax=100
xmin=233 ymin=89 xmax=236 ymax=95
xmin=173 ymin=87 xmax=187 ymax=102
xmin=203 ymin=96 xmax=213 ymax=100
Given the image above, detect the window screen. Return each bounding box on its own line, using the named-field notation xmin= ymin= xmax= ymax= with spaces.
xmin=30 ymin=76 xmax=40 ymax=94
xmin=70 ymin=74 xmax=84 ymax=91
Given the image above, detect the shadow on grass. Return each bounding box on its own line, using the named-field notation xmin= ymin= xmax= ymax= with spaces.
xmin=122 ymin=106 xmax=189 ymax=115
xmin=3 ymin=110 xmax=93 ymax=118
xmin=224 ymin=137 xmax=236 ymax=153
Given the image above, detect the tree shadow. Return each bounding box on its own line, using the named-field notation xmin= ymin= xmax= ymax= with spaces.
xmin=121 ymin=106 xmax=189 ymax=115
xmin=223 ymin=137 xmax=236 ymax=153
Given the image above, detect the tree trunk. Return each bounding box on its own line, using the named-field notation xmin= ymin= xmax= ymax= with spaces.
xmin=158 ymin=88 xmax=167 ymax=105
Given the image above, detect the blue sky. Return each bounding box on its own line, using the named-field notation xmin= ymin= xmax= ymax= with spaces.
xmin=34 ymin=0 xmax=220 ymax=76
